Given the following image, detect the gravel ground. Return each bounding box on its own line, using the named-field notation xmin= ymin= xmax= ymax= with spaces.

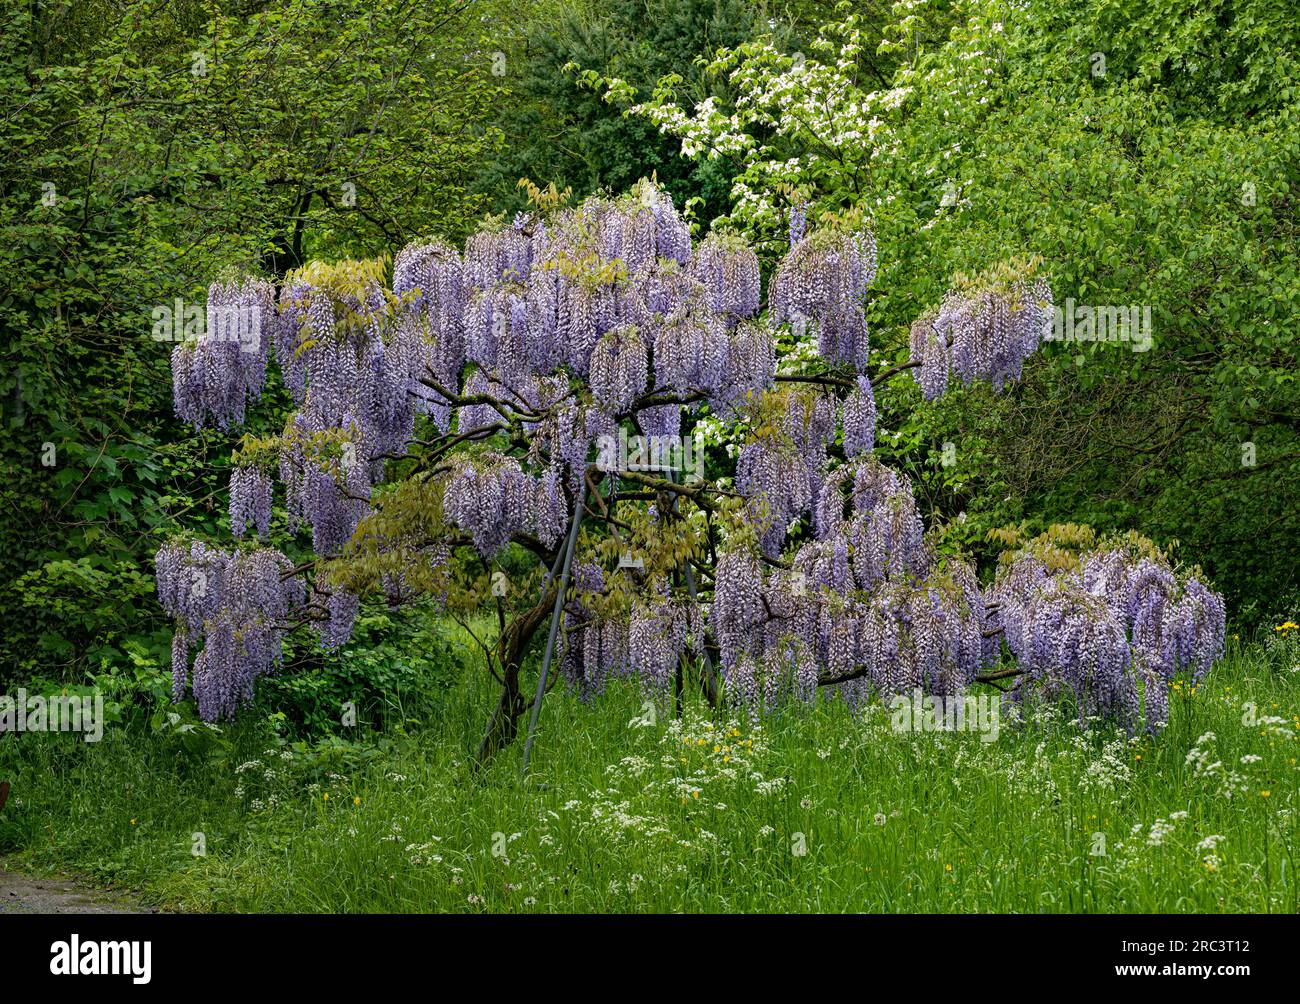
xmin=0 ymin=862 xmax=146 ymax=914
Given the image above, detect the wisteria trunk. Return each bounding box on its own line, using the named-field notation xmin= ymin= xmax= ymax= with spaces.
xmin=477 ymin=667 xmax=525 ymax=764
xmin=475 ymin=583 xmax=559 ymax=763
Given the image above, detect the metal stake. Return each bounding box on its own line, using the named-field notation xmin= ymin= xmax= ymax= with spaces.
xmin=520 ymin=486 xmax=585 ymax=778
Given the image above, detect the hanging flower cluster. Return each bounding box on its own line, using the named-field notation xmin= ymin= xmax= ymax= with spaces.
xmin=910 ymin=263 xmax=1053 ymax=400
xmin=463 ymin=220 xmax=538 ymax=290
xmin=441 ymin=452 xmax=559 ymax=559
xmin=229 ymin=464 xmax=273 ymax=540
xmin=155 ymin=541 xmax=304 ymax=722
xmin=841 ymin=374 xmax=877 ymax=457
xmin=589 ymin=325 xmax=648 ymax=416
xmin=713 ymin=456 xmax=988 ymax=715
xmin=171 ymin=278 xmax=275 ymax=429
xmin=990 ymin=535 xmax=1226 ymax=730
xmin=277 ymin=415 xmax=374 ymax=557
xmin=770 ymin=229 xmax=876 ymax=370
xmin=689 ymin=234 xmax=761 ymax=321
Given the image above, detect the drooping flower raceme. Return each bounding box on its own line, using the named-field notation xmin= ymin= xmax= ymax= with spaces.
xmin=992 ymin=541 xmax=1226 ymax=731
xmin=589 ymin=325 xmax=648 ymax=417
xmin=911 ymin=266 xmax=1053 ymax=399
xmin=689 ymin=234 xmax=761 ymax=322
xmin=155 ymin=541 xmax=305 ymax=722
xmin=229 ymin=465 xmax=273 ymax=540
xmin=841 ymin=375 xmax=877 ymax=457
xmin=171 ymin=278 xmax=275 ymax=430
xmin=770 ymin=229 xmax=876 ymax=371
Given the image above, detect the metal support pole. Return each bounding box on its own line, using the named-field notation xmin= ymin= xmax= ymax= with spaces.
xmin=520 ymin=486 xmax=585 ymax=778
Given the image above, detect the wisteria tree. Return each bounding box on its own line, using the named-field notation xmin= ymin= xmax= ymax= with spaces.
xmin=156 ymin=178 xmax=1225 ymax=761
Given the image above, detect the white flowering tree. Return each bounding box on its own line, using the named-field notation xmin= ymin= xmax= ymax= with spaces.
xmin=570 ymin=3 xmax=990 ymax=238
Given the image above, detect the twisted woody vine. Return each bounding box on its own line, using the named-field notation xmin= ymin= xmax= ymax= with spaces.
xmin=155 ymin=178 xmax=1225 ymax=760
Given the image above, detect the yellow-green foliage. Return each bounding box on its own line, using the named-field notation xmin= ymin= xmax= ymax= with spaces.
xmin=328 ymin=479 xmax=452 ymax=598
xmin=989 ymin=522 xmax=1170 ymax=573
xmin=282 ymin=256 xmax=401 ymax=342
xmin=947 ymin=255 xmax=1049 ymax=308
xmin=516 ymin=177 xmax=573 ymax=213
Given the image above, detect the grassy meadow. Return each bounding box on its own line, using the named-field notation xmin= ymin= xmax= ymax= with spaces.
xmin=2 ymin=629 xmax=1298 ymax=914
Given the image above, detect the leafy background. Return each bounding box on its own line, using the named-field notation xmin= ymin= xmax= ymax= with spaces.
xmin=2 ymin=0 xmax=1297 ymax=707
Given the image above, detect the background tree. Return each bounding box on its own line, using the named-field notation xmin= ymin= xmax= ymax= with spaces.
xmin=587 ymin=0 xmax=1300 ymax=620
xmin=472 ymin=0 xmax=785 ymax=222
xmin=0 ymin=0 xmax=504 ymax=690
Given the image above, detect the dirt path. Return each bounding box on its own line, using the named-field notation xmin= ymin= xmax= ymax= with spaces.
xmin=0 ymin=863 xmax=146 ymax=914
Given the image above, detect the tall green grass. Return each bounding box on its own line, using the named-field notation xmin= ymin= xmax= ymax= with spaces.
xmin=2 ymin=637 xmax=1297 ymax=912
